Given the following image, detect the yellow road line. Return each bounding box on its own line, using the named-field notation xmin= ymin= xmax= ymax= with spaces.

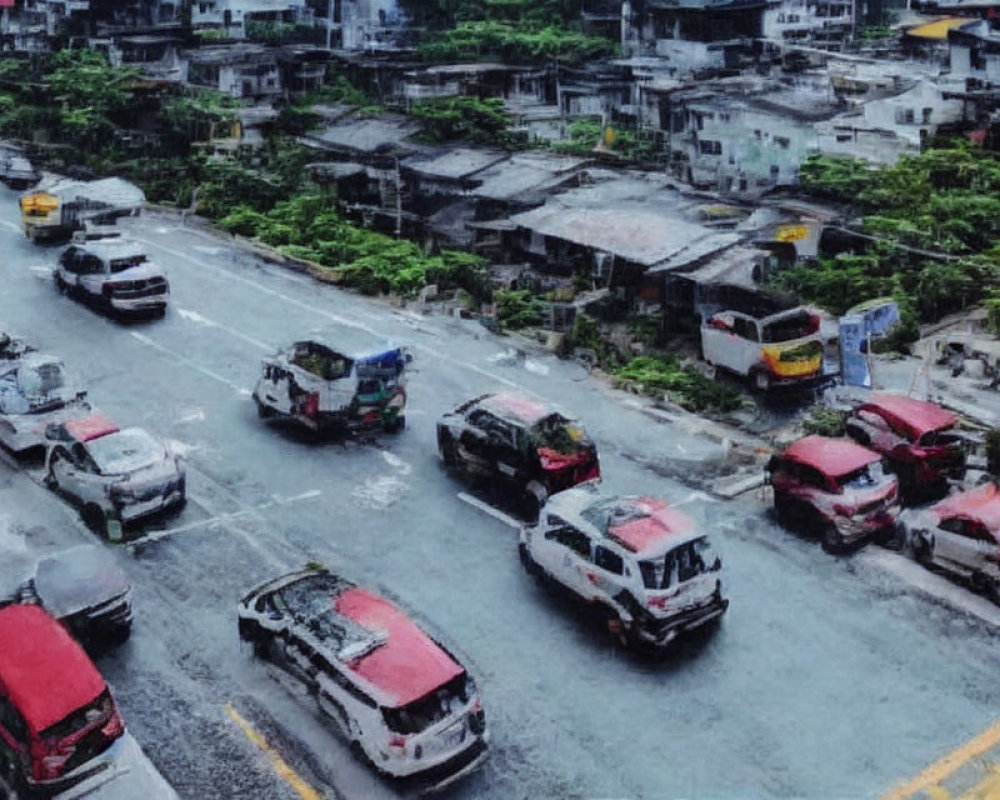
xmin=880 ymin=719 xmax=1000 ymax=800
xmin=224 ymin=703 xmax=323 ymax=800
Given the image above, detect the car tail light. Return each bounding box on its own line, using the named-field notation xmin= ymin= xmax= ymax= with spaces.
xmin=647 ymin=595 xmax=666 ymax=609
xmin=387 ymin=734 xmax=407 ymax=756
xmin=39 ymin=751 xmax=72 ymax=781
xmin=102 ymin=710 xmax=124 ymax=740
xmin=833 ymin=504 xmax=853 ymax=516
xmin=303 ymin=392 xmax=320 ymax=419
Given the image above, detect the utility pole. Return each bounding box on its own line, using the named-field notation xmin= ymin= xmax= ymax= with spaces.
xmin=327 ymin=0 xmax=334 ymax=49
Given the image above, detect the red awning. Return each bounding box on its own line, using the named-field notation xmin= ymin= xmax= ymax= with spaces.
xmin=0 ymin=605 xmax=106 ymax=734
xmin=335 ymin=588 xmax=464 ymax=708
xmin=782 ymin=435 xmax=880 ymax=478
xmin=860 ymin=394 xmax=956 ymax=441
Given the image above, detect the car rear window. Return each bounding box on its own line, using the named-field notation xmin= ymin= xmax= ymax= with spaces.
xmin=41 ymin=688 xmax=114 ymax=742
xmin=532 ymin=414 xmax=588 ymax=454
xmin=381 ymin=673 xmax=472 ymax=734
xmin=762 ymin=310 xmax=818 ymax=343
xmin=638 ymin=536 xmax=720 ymax=589
xmin=87 ymin=429 xmax=163 ymax=474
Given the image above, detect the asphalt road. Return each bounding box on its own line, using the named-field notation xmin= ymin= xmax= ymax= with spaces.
xmin=1 ymin=189 xmax=999 ymax=800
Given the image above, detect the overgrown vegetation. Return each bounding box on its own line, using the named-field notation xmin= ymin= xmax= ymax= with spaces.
xmin=218 ymin=195 xmax=491 ymax=298
xmin=802 ymin=405 xmax=847 ymax=437
xmin=411 ymin=96 xmax=515 ymax=146
xmin=494 ymin=289 xmax=545 ymax=328
xmin=551 ymin=117 xmax=660 ymax=162
xmin=774 ymin=145 xmax=1000 ymax=341
xmin=611 ymin=356 xmax=744 ymax=414
xmin=417 ymin=20 xmax=615 ymax=65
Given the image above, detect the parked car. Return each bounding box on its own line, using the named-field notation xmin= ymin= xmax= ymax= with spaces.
xmin=253 ymin=340 xmax=408 ymax=435
xmin=701 ymin=305 xmax=824 ymax=392
xmin=238 ymin=568 xmax=488 ymax=789
xmin=0 ymin=147 xmax=39 ymax=190
xmin=437 ymin=393 xmax=601 ymax=518
xmin=54 ymin=231 xmax=169 ymax=317
xmin=519 ymin=488 xmax=728 ymax=649
xmin=845 ymin=393 xmax=967 ymax=500
xmin=766 ymin=435 xmax=901 ymax=552
xmin=44 ymin=412 xmax=186 ymax=540
xmin=0 ymin=603 xmax=126 ymax=798
xmin=905 ymin=482 xmax=1000 ymax=601
xmin=6 ymin=544 xmax=133 ymax=645
xmin=0 ymin=353 xmax=91 ymax=454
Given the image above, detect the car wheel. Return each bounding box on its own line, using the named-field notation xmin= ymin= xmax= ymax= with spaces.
xmin=912 ymin=533 xmax=933 ymax=566
xmin=876 ymin=522 xmax=906 ymax=551
xmin=55 ymin=273 xmax=68 ymax=295
xmin=253 ymin=396 xmax=273 ymax=419
xmin=820 ymin=523 xmax=843 ymax=554
xmin=43 ymin=467 xmax=58 ymax=490
xmin=774 ymin=492 xmax=795 ymax=528
xmin=522 ymin=481 xmax=547 ymax=522
xmin=440 ymin=435 xmax=458 ymax=468
xmin=518 ymin=543 xmax=539 ymax=576
xmin=112 ymin=622 xmax=132 ymax=645
xmin=970 ymin=571 xmax=999 ymax=603
xmin=82 ymin=504 xmax=109 ymax=539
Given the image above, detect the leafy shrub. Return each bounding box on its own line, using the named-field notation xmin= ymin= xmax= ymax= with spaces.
xmin=495 ymin=289 xmax=544 ymax=329
xmin=612 ymin=356 xmax=743 ymax=413
xmin=802 ymin=406 xmax=847 ymax=437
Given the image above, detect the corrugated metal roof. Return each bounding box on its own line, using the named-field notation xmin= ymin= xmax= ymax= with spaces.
xmin=509 ymin=204 xmax=717 ymax=267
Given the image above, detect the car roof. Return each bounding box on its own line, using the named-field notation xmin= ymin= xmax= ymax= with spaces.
xmin=34 ymin=544 xmax=130 ymax=620
xmin=64 ymin=412 xmax=120 ymax=443
xmin=76 ymin=238 xmax=146 ymax=260
xmin=476 ymin=392 xmax=556 ymax=425
xmin=546 ymin=489 xmax=699 ymax=556
xmin=334 ymin=587 xmax=464 ymax=708
xmin=931 ymin=483 xmax=1000 ymax=541
xmin=858 ymin=394 xmax=957 ymax=440
xmin=780 ymin=435 xmax=880 ymax=478
xmin=0 ymin=604 xmax=107 ymax=734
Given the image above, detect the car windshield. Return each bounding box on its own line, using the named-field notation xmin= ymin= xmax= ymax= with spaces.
xmin=87 ymin=429 xmax=164 ymax=474
xmin=532 ymin=414 xmax=588 ymax=455
xmin=381 ymin=673 xmax=473 ymax=734
xmin=638 ymin=536 xmax=720 ymax=590
xmin=836 ymin=460 xmax=885 ymax=490
xmin=109 ymin=255 xmax=147 ymax=273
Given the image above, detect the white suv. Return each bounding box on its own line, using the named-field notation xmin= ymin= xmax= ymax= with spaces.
xmin=238 ymin=568 xmax=489 ymax=789
xmin=55 ymin=232 xmax=169 ymax=317
xmin=519 ymin=488 xmax=728 ymax=649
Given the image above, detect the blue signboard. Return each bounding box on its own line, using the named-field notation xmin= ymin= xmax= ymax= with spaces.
xmin=839 ymin=313 xmax=871 ymax=388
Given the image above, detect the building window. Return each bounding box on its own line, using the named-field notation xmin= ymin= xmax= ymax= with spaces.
xmin=699 ymin=140 xmax=722 ymax=155
xmin=774 ymin=136 xmax=790 ymax=149
xmin=922 ymin=107 xmax=933 ymax=124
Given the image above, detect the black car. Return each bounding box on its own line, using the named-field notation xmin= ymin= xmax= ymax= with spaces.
xmin=436 ymin=392 xmax=601 ymax=518
xmin=5 ymin=544 xmax=133 ymax=645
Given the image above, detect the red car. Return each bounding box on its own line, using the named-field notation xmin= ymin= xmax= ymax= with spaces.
xmin=0 ymin=604 xmax=125 ymax=797
xmin=767 ymin=435 xmax=901 ymax=552
xmin=845 ymin=394 xmax=967 ymax=500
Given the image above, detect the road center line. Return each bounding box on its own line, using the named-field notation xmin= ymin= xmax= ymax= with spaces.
xmin=880 ymin=718 xmax=1000 ymax=800
xmin=129 ymin=331 xmax=247 ymax=393
xmin=224 ymin=703 xmax=324 ymax=800
xmin=457 ymin=492 xmax=521 ymax=529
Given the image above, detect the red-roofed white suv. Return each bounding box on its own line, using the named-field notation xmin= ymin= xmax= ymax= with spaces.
xmin=237 ymin=568 xmax=488 ymax=789
xmin=518 ymin=487 xmax=728 ymax=650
